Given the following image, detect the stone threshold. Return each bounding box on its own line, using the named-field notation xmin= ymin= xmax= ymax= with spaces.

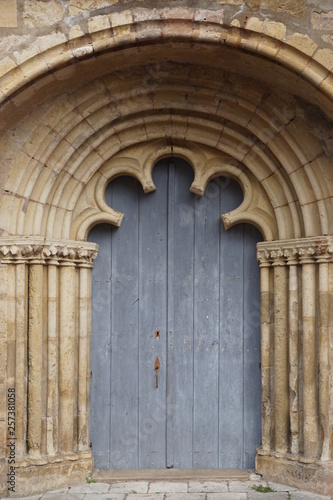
xmin=93 ymin=468 xmax=250 ymax=482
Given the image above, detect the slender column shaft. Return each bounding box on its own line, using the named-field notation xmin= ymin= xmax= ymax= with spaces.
xmin=288 ymin=264 xmax=299 ymax=455
xmin=86 ymin=266 xmax=92 ymax=451
xmin=329 ymin=262 xmax=333 ymax=460
xmin=59 ymin=263 xmax=76 ymax=453
xmin=302 ymin=262 xmax=318 ymax=459
xmin=319 ymin=261 xmax=330 ymax=460
xmin=47 ymin=263 xmax=59 ymax=455
xmin=273 ymin=264 xmax=289 ymax=454
xmin=78 ymin=265 xmax=90 ymax=451
xmin=15 ymin=264 xmax=28 ymax=458
xmin=28 ymin=264 xmax=44 ymax=457
xmin=0 ymin=264 xmax=8 ymax=459
xmin=7 ymin=265 xmax=16 ymax=388
xmin=260 ymin=265 xmax=271 ymax=451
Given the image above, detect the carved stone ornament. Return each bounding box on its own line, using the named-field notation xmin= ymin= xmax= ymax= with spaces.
xmin=0 ymin=237 xmax=98 ymax=266
xmin=257 ymin=236 xmax=333 ymax=266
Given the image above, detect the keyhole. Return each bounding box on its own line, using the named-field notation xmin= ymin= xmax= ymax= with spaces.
xmin=155 ymin=330 xmax=160 ymax=338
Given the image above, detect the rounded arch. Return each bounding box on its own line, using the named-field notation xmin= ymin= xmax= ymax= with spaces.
xmin=0 ymin=17 xmax=331 ymax=244
xmin=1 ymin=20 xmax=333 ymax=115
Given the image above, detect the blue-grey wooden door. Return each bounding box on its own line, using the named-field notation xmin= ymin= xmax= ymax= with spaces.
xmin=88 ymin=158 xmax=262 ymax=470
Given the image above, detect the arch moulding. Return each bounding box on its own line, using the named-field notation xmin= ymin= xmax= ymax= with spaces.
xmin=0 ymin=18 xmax=333 ymax=497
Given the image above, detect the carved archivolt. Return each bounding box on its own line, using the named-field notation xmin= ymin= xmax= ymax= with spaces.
xmin=0 ymin=22 xmax=332 ymax=243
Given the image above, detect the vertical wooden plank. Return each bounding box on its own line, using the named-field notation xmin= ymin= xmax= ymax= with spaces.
xmin=110 ymin=177 xmax=140 ymax=469
xmin=166 ymin=161 xmax=175 ymax=469
xmin=138 ymin=162 xmax=168 ymax=469
xmin=88 ymin=222 xmax=112 ymax=468
xmin=193 ymin=178 xmax=220 ymax=468
xmin=243 ymin=224 xmax=262 ymax=469
xmin=219 ymin=178 xmax=245 ymax=468
xmin=171 ymin=159 xmax=195 ymax=469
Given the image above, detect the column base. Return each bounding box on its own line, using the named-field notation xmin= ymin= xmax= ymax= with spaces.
xmin=256 ymin=449 xmax=333 ymax=496
xmin=7 ymin=451 xmax=93 ymax=498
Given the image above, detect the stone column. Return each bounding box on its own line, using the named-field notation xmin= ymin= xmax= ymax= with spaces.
xmin=256 ymin=236 xmax=333 ymax=494
xmin=299 ymin=248 xmax=318 ymax=460
xmin=328 ymin=261 xmax=333 ymax=462
xmin=46 ymin=257 xmax=59 ymax=456
xmin=78 ymin=263 xmax=92 ymax=451
xmin=59 ymin=261 xmax=77 ymax=453
xmin=258 ymin=255 xmax=272 ymax=451
xmin=286 ymin=250 xmax=299 ymax=456
xmin=317 ymin=253 xmax=331 ymax=461
xmin=28 ymin=262 xmax=44 ymax=458
xmin=6 ymin=264 xmax=16 ymax=395
xmin=15 ymin=263 xmax=28 ymax=459
xmin=0 ymin=263 xmax=8 ymax=494
xmin=0 ymin=238 xmax=98 ymax=489
xmin=272 ymin=251 xmax=289 ymax=454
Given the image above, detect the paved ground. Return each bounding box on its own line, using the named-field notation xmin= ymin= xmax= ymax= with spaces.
xmin=3 ymin=476 xmax=332 ymax=500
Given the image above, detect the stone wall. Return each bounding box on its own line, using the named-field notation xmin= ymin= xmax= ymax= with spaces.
xmin=0 ymin=0 xmax=333 ymax=497
xmin=1 ymin=1 xmax=333 ymax=74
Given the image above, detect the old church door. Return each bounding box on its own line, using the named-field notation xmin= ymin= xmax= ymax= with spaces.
xmin=89 ymin=158 xmax=262 ymax=470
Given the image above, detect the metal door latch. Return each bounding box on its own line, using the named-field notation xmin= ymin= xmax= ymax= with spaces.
xmin=154 ymin=356 xmax=160 ymax=389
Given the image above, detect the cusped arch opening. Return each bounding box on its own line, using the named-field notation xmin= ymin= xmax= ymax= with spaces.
xmin=89 ymin=156 xmax=264 ymax=246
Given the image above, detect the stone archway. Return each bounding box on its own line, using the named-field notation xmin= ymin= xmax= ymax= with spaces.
xmin=0 ymin=14 xmax=333 ymax=497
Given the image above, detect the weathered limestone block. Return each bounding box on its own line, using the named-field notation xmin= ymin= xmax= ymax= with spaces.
xmin=70 ymin=25 xmax=86 ymax=40
xmin=216 ymin=0 xmax=244 ymax=4
xmin=69 ymin=0 xmax=118 ymax=15
xmin=314 ymin=48 xmax=333 ymax=70
xmin=312 ymin=10 xmax=333 ymax=31
xmin=0 ymin=0 xmax=17 ymax=28
xmin=23 ymin=0 xmax=65 ymax=28
xmin=322 ymin=34 xmax=333 ymax=46
xmin=286 ymin=33 xmax=318 ymax=57
xmin=256 ymin=454 xmax=333 ymax=496
xmin=0 ymin=57 xmax=16 ymax=78
xmin=87 ymin=15 xmax=111 ymax=32
xmin=245 ymin=17 xmax=286 ymax=40
xmin=0 ymin=459 xmax=6 ymax=497
xmin=15 ymin=454 xmax=94 ymax=497
xmin=260 ymin=0 xmax=306 ymax=18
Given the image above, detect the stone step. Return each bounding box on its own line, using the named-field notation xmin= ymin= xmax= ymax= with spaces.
xmin=93 ymin=468 xmax=250 ymax=482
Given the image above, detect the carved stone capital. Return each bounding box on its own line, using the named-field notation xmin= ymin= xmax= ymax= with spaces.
xmin=257 ymin=236 xmax=333 ymax=267
xmin=0 ymin=237 xmax=99 ymax=267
